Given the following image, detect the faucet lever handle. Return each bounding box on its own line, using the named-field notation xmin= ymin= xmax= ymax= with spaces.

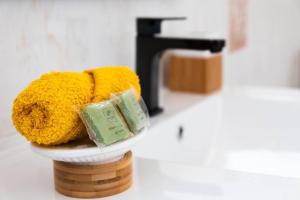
xmin=137 ymin=17 xmax=186 ymax=36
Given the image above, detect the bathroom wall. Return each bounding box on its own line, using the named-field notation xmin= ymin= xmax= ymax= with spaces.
xmin=1 ymin=0 xmax=300 ymax=137
xmin=226 ymin=0 xmax=300 ymax=88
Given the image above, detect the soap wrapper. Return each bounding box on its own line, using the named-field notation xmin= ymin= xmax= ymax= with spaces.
xmin=111 ymin=88 xmax=149 ymax=134
xmin=81 ymin=101 xmax=131 ymax=146
xmin=78 ymin=87 xmax=149 ymax=147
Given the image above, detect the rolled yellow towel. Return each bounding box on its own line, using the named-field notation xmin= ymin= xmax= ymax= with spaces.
xmin=12 ymin=72 xmax=93 ymax=145
xmin=86 ymin=66 xmax=141 ymax=102
xmin=12 ymin=66 xmax=141 ymax=145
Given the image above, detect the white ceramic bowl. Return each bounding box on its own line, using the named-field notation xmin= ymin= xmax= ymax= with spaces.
xmin=31 ymin=130 xmax=146 ymax=164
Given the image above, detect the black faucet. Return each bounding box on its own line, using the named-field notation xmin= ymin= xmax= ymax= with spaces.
xmin=136 ymin=17 xmax=225 ymax=116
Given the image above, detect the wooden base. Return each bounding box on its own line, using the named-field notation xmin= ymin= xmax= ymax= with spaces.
xmin=53 ymin=151 xmax=132 ymax=198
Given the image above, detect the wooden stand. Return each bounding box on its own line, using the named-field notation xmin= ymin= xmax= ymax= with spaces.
xmin=54 ymin=151 xmax=132 ymax=198
xmin=167 ymin=54 xmax=222 ymax=94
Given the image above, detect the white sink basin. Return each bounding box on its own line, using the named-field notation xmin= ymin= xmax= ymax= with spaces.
xmin=133 ymin=87 xmax=300 ymax=178
xmin=2 ymin=86 xmax=300 ymax=200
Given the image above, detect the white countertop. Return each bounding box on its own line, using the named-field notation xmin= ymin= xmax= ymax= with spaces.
xmin=150 ymin=89 xmax=213 ymax=126
xmin=1 ymin=134 xmax=300 ymax=200
xmin=3 ymin=87 xmax=300 ymax=199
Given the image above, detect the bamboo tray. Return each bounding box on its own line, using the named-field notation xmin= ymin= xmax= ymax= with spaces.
xmin=31 ymin=130 xmax=146 ymax=198
xmin=54 ymin=151 xmax=132 ymax=198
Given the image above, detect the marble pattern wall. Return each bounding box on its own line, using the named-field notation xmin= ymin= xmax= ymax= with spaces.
xmin=1 ymin=0 xmax=300 ymax=137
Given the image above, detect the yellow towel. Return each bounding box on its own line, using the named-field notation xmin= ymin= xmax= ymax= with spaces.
xmin=12 ymin=66 xmax=141 ymax=145
xmin=85 ymin=66 xmax=141 ymax=102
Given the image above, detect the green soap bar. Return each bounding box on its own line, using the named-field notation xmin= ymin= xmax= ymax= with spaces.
xmin=117 ymin=90 xmax=148 ymax=133
xmin=82 ymin=101 xmax=130 ymax=145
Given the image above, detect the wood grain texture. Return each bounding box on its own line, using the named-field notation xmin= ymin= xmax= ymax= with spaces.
xmin=167 ymin=54 xmax=222 ymax=94
xmin=53 ymin=151 xmax=132 ymax=198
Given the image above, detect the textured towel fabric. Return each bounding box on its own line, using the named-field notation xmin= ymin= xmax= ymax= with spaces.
xmin=12 ymin=72 xmax=93 ymax=145
xmin=12 ymin=66 xmax=141 ymax=145
xmin=85 ymin=66 xmax=141 ymax=102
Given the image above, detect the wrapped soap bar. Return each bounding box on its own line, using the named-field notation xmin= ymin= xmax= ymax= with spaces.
xmin=114 ymin=89 xmax=149 ymax=133
xmin=81 ymin=100 xmax=131 ymax=146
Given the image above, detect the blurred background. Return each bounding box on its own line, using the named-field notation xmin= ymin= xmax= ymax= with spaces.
xmin=1 ymin=0 xmax=300 ymax=137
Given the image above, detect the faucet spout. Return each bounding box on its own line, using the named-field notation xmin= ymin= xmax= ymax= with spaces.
xmin=135 ymin=17 xmax=226 ymax=116
xmin=140 ymin=36 xmax=225 ymax=53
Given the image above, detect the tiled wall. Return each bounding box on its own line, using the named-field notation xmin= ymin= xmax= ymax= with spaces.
xmin=1 ymin=0 xmax=300 ymax=137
